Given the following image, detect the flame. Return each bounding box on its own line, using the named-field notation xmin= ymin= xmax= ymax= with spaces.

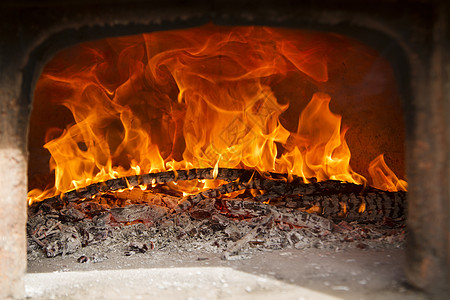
xmin=275 ymin=92 xmax=365 ymax=184
xmin=368 ymin=154 xmax=408 ymax=192
xmin=28 ymin=25 xmax=406 ymax=204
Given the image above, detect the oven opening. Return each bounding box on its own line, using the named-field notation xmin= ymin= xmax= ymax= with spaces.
xmin=24 ymin=24 xmax=414 ymax=298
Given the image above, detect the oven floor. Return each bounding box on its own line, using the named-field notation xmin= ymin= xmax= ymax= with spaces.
xmin=26 ymin=248 xmax=426 ymax=299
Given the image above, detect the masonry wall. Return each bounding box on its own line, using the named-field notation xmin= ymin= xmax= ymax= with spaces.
xmin=405 ymin=4 xmax=450 ymax=298
xmin=0 ymin=59 xmax=28 ymax=299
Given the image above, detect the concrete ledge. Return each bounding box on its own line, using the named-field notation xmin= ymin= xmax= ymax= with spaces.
xmin=25 ymin=267 xmax=340 ymax=300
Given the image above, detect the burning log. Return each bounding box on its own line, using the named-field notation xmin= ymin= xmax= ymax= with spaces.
xmin=30 ymin=168 xmax=406 ymax=223
xmin=295 ymin=192 xmax=406 ymax=221
xmin=175 ymin=177 xmax=406 ymax=222
xmin=32 ymin=168 xmax=261 ymax=207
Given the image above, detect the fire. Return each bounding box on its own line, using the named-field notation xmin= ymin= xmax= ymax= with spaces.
xmin=368 ymin=154 xmax=408 ymax=192
xmin=28 ymin=24 xmax=406 ymax=204
xmin=275 ymin=92 xmax=365 ymax=184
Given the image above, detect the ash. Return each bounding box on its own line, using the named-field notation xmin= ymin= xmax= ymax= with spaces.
xmin=27 ymin=194 xmax=406 ymax=263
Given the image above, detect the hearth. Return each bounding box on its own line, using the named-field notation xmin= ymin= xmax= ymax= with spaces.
xmin=26 ymin=23 xmax=407 ymax=262
xmin=0 ymin=1 xmax=448 ymax=299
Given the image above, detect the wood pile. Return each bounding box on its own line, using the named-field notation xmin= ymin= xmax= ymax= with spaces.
xmin=27 ymin=168 xmax=406 ymax=260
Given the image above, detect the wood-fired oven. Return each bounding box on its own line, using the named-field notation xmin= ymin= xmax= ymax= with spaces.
xmin=0 ymin=1 xmax=448 ymax=299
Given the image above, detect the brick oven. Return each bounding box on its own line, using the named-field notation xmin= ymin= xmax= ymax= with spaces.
xmin=0 ymin=0 xmax=448 ymax=299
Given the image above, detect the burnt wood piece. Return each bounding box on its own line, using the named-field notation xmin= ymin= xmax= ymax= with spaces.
xmin=249 ymin=180 xmax=406 ymax=221
xmin=31 ymin=168 xmax=313 ymax=208
xmin=177 ymin=180 xmax=406 ymax=222
xmin=30 ymin=168 xmax=406 ymax=222
xmin=181 ymin=177 xmax=390 ymax=206
xmin=296 ymin=191 xmax=406 ymax=221
xmin=175 ymin=177 xmax=316 ymax=210
xmin=31 ymin=168 xmax=260 ymax=207
xmin=174 ymin=181 xmax=247 ymax=212
xmin=265 ymin=191 xmax=406 ymax=222
xmin=252 ymin=180 xmax=385 ymax=202
xmin=175 ymin=178 xmax=405 ymax=221
xmin=31 ymin=168 xmax=316 ymax=209
xmin=102 ymin=189 xmax=181 ymax=209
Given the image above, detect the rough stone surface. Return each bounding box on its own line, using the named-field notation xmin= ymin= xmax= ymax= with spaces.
xmin=0 ymin=149 xmax=27 ymax=299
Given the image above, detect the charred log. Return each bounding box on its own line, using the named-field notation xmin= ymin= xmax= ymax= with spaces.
xmin=176 ymin=179 xmax=406 ymax=222
xmin=32 ymin=168 xmax=263 ymax=207
xmin=29 ymin=168 xmax=406 ymax=223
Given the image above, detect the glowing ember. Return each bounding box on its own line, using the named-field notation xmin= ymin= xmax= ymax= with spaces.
xmin=28 ymin=25 xmax=406 ymax=204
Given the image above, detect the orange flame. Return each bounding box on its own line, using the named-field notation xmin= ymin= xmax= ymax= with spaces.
xmin=28 ymin=25 xmax=406 ymax=204
xmin=275 ymin=92 xmax=365 ymax=184
xmin=368 ymin=154 xmax=408 ymax=192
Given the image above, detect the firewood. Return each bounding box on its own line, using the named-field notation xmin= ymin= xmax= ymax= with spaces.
xmin=31 ymin=168 xmax=318 ymax=207
xmin=32 ymin=168 xmax=261 ymax=206
xmin=30 ymin=167 xmax=406 ymax=223
xmin=174 ymin=178 xmax=405 ymax=222
xmin=288 ymin=191 xmax=406 ymax=221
